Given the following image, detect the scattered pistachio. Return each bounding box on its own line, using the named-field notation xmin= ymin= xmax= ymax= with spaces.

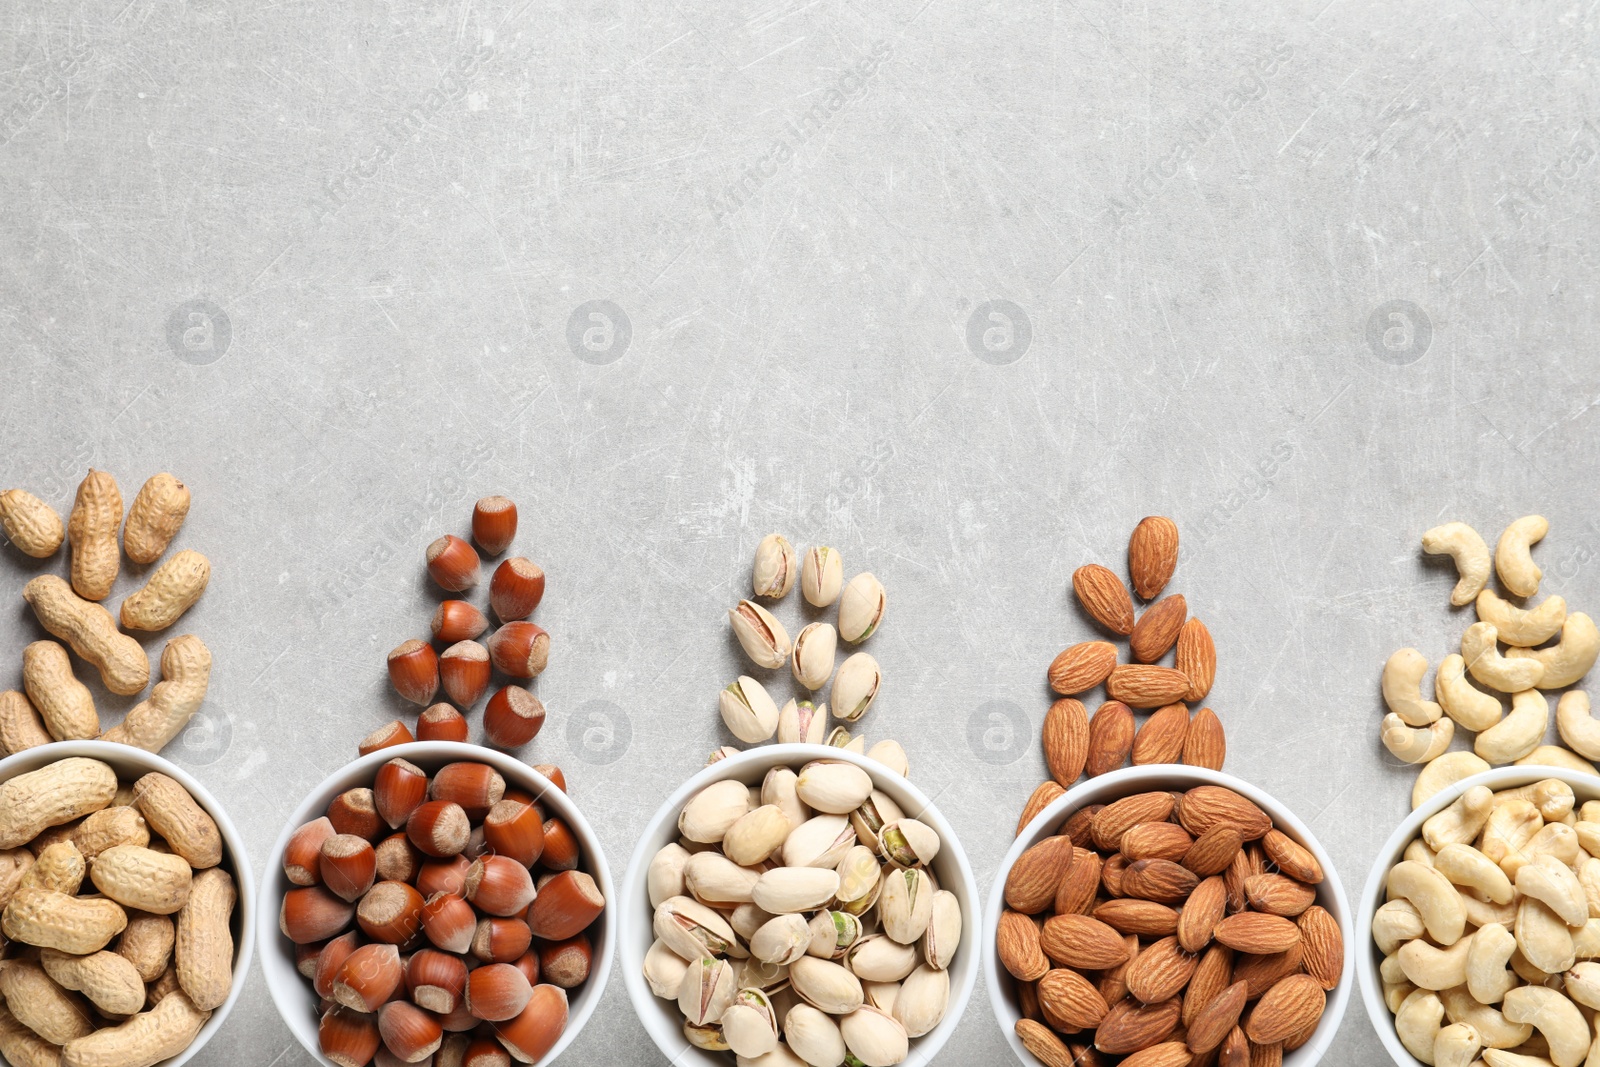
xmin=778 ymin=699 xmax=828 ymax=745
xmin=720 ymin=676 xmax=781 ymax=744
xmin=803 ymin=547 xmax=844 ymax=607
xmin=753 ymin=534 xmax=798 ymax=599
xmin=729 ymin=599 xmax=792 ymax=670
xmin=792 ymin=622 xmax=840 ymax=691
xmin=838 ymin=572 xmax=886 ymax=643
xmin=830 ymin=653 xmax=881 ymax=723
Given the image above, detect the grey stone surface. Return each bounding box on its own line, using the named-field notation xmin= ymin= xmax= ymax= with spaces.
xmin=1 ymin=0 xmax=1598 ymax=1063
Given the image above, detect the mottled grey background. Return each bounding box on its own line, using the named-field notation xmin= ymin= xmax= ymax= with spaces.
xmin=1 ymin=0 xmax=1598 ymax=1062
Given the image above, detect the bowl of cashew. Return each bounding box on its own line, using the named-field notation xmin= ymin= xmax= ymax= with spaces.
xmin=1359 ymin=765 xmax=1600 ymax=1067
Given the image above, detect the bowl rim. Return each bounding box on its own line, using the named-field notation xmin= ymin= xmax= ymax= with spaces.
xmin=1356 ymin=764 xmax=1600 ymax=1067
xmin=255 ymin=740 xmax=616 ymax=1067
xmin=617 ymin=742 xmax=982 ymax=1067
xmin=983 ymin=764 xmax=1356 ymax=1067
xmin=0 ymin=739 xmax=257 ymax=1067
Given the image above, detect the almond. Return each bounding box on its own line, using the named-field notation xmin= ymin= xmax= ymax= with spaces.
xmin=1176 ymin=617 xmax=1216 ymax=702
xmin=1130 ymin=595 xmax=1187 ymax=663
xmin=1016 ymin=781 xmax=1066 ymax=837
xmin=1212 ymin=913 xmax=1300 ymax=955
xmin=1094 ymin=898 xmax=1179 ymax=937
xmin=1043 ymin=698 xmax=1090 ymax=787
xmin=1105 ymin=665 xmax=1191 ymax=709
xmin=1054 ymin=848 xmax=1101 ymax=916
xmin=1094 ymin=996 xmax=1181 ymax=1054
xmin=1175 ymin=787 xmax=1273 ymax=841
xmin=1120 ymin=859 xmax=1198 ymax=904
xmin=1250 ymin=1041 xmax=1283 ymax=1067
xmin=1037 ymin=967 xmax=1110 ymax=1030
xmin=1016 ymin=1019 xmax=1077 ymax=1067
xmin=1091 ymin=792 xmax=1177 ymax=851
xmin=1132 ymin=703 xmax=1190 ymax=766
xmin=1121 ymin=1041 xmax=1194 ymax=1067
xmin=1018 ymin=979 xmax=1042 ymax=1022
xmin=1296 ymin=905 xmax=1344 ymax=992
xmin=1181 ymin=825 xmax=1243 ymax=878
xmin=1261 ymin=830 xmax=1324 ymax=885
xmin=1048 ymin=641 xmax=1119 ymax=696
xmin=1128 ymin=516 xmax=1179 ymax=600
xmin=1004 ymin=836 xmax=1075 ymax=915
xmin=1243 ymin=873 xmax=1316 ymax=918
xmin=997 ymin=909 xmax=1050 ymax=982
xmin=1223 ymin=848 xmax=1252 ymax=913
xmin=1119 ymin=822 xmax=1193 ymax=863
xmin=1182 ymin=943 xmax=1234 ymax=1028
xmin=1244 ymin=973 xmax=1324 ymax=1045
xmin=1099 ymin=933 xmax=1138 ymax=1007
xmin=1074 ymin=564 xmax=1135 ymax=636
xmin=1219 ymin=1026 xmax=1249 ymax=1067
xmin=1231 ymin=943 xmax=1305 ymax=998
xmin=1176 ymin=875 xmax=1227 ymax=954
xmin=1182 ymin=707 xmax=1227 ymax=771
xmin=1185 ymin=979 xmax=1247 ymax=1054
xmin=1061 ymin=805 xmax=1103 ymax=849
xmin=1101 ymin=853 xmax=1129 ymax=897
xmin=1086 ymin=701 xmax=1136 ymax=777
xmin=1124 ymin=935 xmax=1198 ymax=1004
xmin=1040 ymin=915 xmax=1128 ymax=970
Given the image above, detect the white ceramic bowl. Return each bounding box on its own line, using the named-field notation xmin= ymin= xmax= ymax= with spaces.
xmin=985 ymin=765 xmax=1355 ymax=1067
xmin=619 ymin=743 xmax=982 ymax=1067
xmin=1357 ymin=765 xmax=1598 ymax=1067
xmin=257 ymin=741 xmax=615 ymax=1067
xmin=0 ymin=740 xmax=256 ymax=1067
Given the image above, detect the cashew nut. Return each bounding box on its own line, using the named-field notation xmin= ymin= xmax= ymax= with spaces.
xmin=1437 ymin=843 xmax=1514 ymax=904
xmin=1416 ymin=751 xmax=1496 ymax=810
xmin=1427 ymin=788 xmax=1498 ymax=851
xmin=1496 ymin=516 xmax=1550 ymax=598
xmin=1565 ymin=962 xmax=1600 ymax=1009
xmin=1387 ymin=978 xmax=1419 ymax=1014
xmin=1479 ymin=690 xmax=1552 ymax=765
xmin=1577 ymin=858 xmax=1600 ymax=919
xmin=1470 ymin=923 xmax=1520 ymax=1004
xmin=1440 ymin=653 xmax=1508 ymax=732
xmin=1461 ymin=885 xmax=1519 ymax=929
xmin=1480 ymin=590 xmax=1569 ymax=648
xmin=1524 ymin=823 xmax=1582 ymax=870
xmin=1503 ymin=985 xmax=1590 ymax=1067
xmin=1401 ymin=933 xmax=1477 ymax=990
xmin=1581 ymin=802 xmax=1600 ymax=824
xmin=1517 ymin=747 xmax=1600 ymax=776
xmin=1465 ymin=622 xmax=1547 ymax=694
xmin=1397 ymin=988 xmax=1448 ymax=1065
xmin=1425 ymin=522 xmax=1493 ymax=606
xmin=1409 ymin=839 xmax=1440 ymax=867
xmin=1574 ymin=919 xmax=1600 ymax=960
xmin=1434 ymin=1022 xmax=1484 ymax=1067
xmin=1556 ymin=693 xmax=1600 ymax=762
xmin=1485 ymin=799 xmax=1546 ymax=873
xmin=1518 ymin=896 xmax=1577 ymax=975
xmin=1390 ymin=860 xmax=1469 ymax=945
xmin=1497 ymin=781 xmax=1577 ymax=823
xmin=1387 ymin=648 xmax=1445 ymax=725
xmin=1509 ymin=615 xmax=1600 ymax=690
xmin=1382 ymin=951 xmax=1409 ymax=984
xmin=1481 ymin=1051 xmax=1559 ymax=1067
xmin=1387 ymin=713 xmax=1458 ymax=764
xmin=1442 ymin=986 xmax=1536 ymax=1048
xmin=1520 ymin=854 xmax=1592 ymax=927
xmin=1375 ymin=898 xmax=1429 ymax=954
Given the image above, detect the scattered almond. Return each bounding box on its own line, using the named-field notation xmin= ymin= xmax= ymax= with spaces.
xmin=1073 ymin=564 xmax=1135 ymax=635
xmin=1130 ymin=595 xmax=1187 ymax=664
xmin=1128 ymin=516 xmax=1180 ymax=600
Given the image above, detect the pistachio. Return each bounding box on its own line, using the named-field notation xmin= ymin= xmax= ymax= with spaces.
xmin=807 ymin=909 xmax=864 ymax=959
xmin=678 ymin=956 xmax=738 ymax=1026
xmin=878 ymin=868 xmax=933 ymax=944
xmin=866 ymin=739 xmax=908 ymax=777
xmin=796 ymin=761 xmax=875 ymax=814
xmin=838 ymin=573 xmax=886 ymax=644
xmin=790 ymin=956 xmax=865 ymax=1015
xmin=762 ymin=767 xmax=811 ymax=830
xmin=802 ymin=547 xmax=845 ymax=607
xmin=921 ymin=890 xmax=961 ymax=971
xmin=644 ymin=938 xmax=691 ymax=999
xmin=783 ymin=815 xmax=857 ymax=869
xmin=754 ymin=534 xmax=798 ymax=599
xmin=734 ymin=956 xmax=790 ymax=994
xmin=648 ymin=842 xmax=691 ymax=909
xmin=835 ymin=846 xmax=883 ymax=916
xmin=778 ymin=699 xmax=829 ymax=745
xmin=840 ymin=1006 xmax=909 ymax=1067
xmin=892 ymin=964 xmax=949 ymax=1039
xmin=707 ymin=745 xmax=742 ymax=765
xmin=751 ymin=913 xmax=813 ymax=966
xmin=742 ymin=1043 xmax=811 ymax=1067
xmin=721 ymin=676 xmax=781 ymax=743
xmin=724 ymin=805 xmax=793 ymax=867
xmin=878 ymin=820 xmax=940 ymax=869
xmin=830 ymin=653 xmax=881 ymax=723
xmin=654 ymin=895 xmax=747 ymax=960
xmin=827 ymin=726 xmax=864 ymax=752
xmin=723 ymin=988 xmax=780 ymax=1057
xmin=792 ymin=623 xmax=840 ymax=691
xmin=862 ymin=981 xmax=900 ymax=1014
xmin=685 ymin=851 xmax=761 ymax=906
xmin=730 ymin=599 xmax=792 ymax=669
xmin=850 ymin=792 xmax=905 ymax=855
xmin=846 ymin=934 xmax=919 ymax=983
xmin=729 ymin=903 xmax=775 ymax=942
xmin=752 ymin=866 xmax=841 ymax=915
xmin=785 ymin=1003 xmax=848 ymax=1067
xmin=679 ymin=779 xmax=753 ymax=843
xmin=684 ymin=1022 xmax=729 ymax=1051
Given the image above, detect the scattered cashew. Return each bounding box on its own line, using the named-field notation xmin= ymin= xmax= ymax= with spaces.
xmin=1464 ymin=622 xmax=1547 ymax=694
xmin=1400 ymin=933 xmax=1477 ymax=990
xmin=1503 ymin=985 xmax=1590 ymax=1067
xmin=1565 ymin=962 xmax=1600 ymax=1009
xmin=1389 ymin=860 xmax=1468 ymax=945
xmin=1396 ymin=988 xmax=1447 ymax=1065
xmin=1442 ymin=986 xmax=1535 ymax=1048
xmin=23 ymin=576 xmax=150 ymax=697
xmin=1516 ymin=747 xmax=1600 ymax=775
xmin=1520 ymin=854 xmax=1592 ymax=927
xmin=1496 ymin=516 xmax=1550 ymax=598
xmin=1469 ymin=923 xmax=1520 ymax=1004
xmin=1509 ymin=614 xmax=1600 ymax=690
xmin=100 ymin=636 xmax=212 ymax=753
xmin=59 ymin=989 xmax=210 ymax=1067
xmin=1508 ymin=944 xmax=1552 ymax=985
xmin=1427 ymin=787 xmax=1497 ymax=851
xmin=1387 ymin=648 xmax=1444 ymax=725
xmin=1517 ymin=896 xmax=1577 ymax=975
xmin=1483 ymin=800 xmax=1544 ymax=875
xmin=1554 ymin=692 xmax=1600 ymax=762
xmin=1496 ymin=780 xmax=1577 ymax=823
xmin=1434 ymin=1022 xmax=1484 ymax=1067
xmin=1436 ymin=843 xmax=1514 ymax=904
xmin=1478 ymin=690 xmax=1551 ymax=765
xmin=41 ymin=947 xmax=146 ymax=1016
xmin=1479 ymin=590 xmax=1569 ymax=648
xmin=1374 ymin=898 xmax=1429 ymax=954
xmin=1439 ymin=653 xmax=1508 ymax=732
xmin=1416 ymin=751 xmax=1495 ymax=810
xmin=1386 ymin=713 xmax=1457 ymax=764
xmin=1425 ymin=522 xmax=1493 ymax=606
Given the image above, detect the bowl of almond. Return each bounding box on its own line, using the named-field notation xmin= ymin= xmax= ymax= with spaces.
xmin=985 ymin=765 xmax=1354 ymax=1067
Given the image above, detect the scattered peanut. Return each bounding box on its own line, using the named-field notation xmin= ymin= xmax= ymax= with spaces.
xmin=118 ymin=550 xmax=210 ymax=632
xmin=122 ymin=473 xmax=191 ymax=565
xmin=0 ymin=489 xmax=65 ymax=559
xmin=22 ymin=640 xmax=100 ymax=741
xmin=100 ymin=636 xmax=212 ymax=753
xmin=24 ymin=576 xmax=149 ymax=697
xmin=0 ymin=689 xmax=54 ymax=755
xmin=66 ymin=469 xmax=122 ymax=601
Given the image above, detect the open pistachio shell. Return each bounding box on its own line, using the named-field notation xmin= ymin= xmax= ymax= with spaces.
xmin=730 ymin=599 xmax=792 ymax=669
xmin=721 ymin=676 xmax=781 ymax=744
